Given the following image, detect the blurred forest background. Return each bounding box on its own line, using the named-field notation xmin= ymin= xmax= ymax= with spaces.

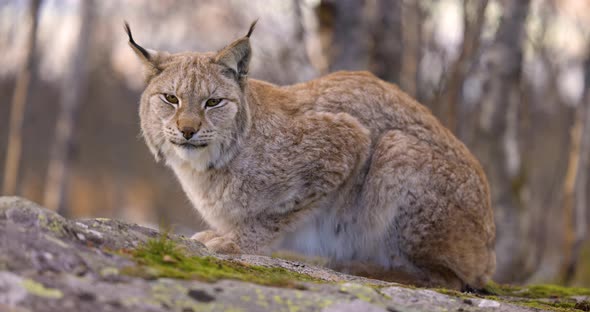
xmin=1 ymin=0 xmax=590 ymax=287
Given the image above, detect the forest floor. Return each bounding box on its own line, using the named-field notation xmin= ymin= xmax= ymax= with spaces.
xmin=0 ymin=196 xmax=589 ymax=312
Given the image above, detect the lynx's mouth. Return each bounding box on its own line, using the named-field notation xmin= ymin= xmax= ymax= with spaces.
xmin=170 ymin=141 xmax=208 ymax=149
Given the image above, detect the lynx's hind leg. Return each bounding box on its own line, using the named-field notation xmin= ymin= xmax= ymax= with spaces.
xmin=360 ymin=130 xmax=495 ymax=289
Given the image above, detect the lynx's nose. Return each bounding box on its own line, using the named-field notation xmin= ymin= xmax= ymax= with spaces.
xmin=180 ymin=127 xmax=196 ymax=140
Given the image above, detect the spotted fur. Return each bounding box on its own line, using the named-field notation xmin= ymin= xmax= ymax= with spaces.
xmin=128 ymin=22 xmax=495 ymax=290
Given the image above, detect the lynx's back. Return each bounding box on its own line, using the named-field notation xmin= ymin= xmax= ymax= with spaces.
xmin=246 ymin=72 xmax=495 ymax=289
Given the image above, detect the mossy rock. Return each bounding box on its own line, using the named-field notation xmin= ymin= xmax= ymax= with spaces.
xmin=122 ymin=234 xmax=319 ymax=288
xmin=2 ymin=196 xmax=589 ymax=312
xmin=485 ymin=282 xmax=590 ymax=299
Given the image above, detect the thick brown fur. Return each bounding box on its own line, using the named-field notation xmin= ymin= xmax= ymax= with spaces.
xmin=128 ymin=22 xmax=496 ymax=290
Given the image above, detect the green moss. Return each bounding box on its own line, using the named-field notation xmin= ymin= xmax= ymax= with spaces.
xmin=425 ymin=281 xmax=590 ymax=311
xmin=22 ymin=279 xmax=63 ymax=299
xmin=512 ymin=300 xmax=579 ymax=312
xmin=122 ymin=235 xmax=319 ymax=288
xmin=472 ymin=282 xmax=590 ymax=311
xmin=485 ymin=281 xmax=590 ymax=299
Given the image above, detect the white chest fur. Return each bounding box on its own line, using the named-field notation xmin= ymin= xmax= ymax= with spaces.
xmin=167 ymin=157 xmax=237 ymax=231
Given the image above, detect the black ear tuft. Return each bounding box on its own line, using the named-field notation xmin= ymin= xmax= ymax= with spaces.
xmin=246 ymin=19 xmax=258 ymax=38
xmin=124 ymin=21 xmax=150 ymax=60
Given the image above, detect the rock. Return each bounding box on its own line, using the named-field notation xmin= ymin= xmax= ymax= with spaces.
xmin=0 ymin=197 xmax=554 ymax=311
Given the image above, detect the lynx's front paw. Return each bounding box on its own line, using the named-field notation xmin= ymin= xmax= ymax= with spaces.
xmin=190 ymin=230 xmax=219 ymax=244
xmin=205 ymin=236 xmax=242 ymax=254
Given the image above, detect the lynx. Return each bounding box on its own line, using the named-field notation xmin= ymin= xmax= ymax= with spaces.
xmin=126 ymin=21 xmax=495 ymax=290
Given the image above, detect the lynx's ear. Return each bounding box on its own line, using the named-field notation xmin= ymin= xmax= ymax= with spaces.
xmin=214 ymin=20 xmax=258 ymax=83
xmin=124 ymin=21 xmax=168 ymax=79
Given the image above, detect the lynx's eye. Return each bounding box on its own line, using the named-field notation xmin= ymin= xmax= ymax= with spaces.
xmin=163 ymin=94 xmax=179 ymax=105
xmin=205 ymin=98 xmax=222 ymax=107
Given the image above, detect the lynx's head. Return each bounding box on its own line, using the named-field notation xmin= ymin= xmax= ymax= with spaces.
xmin=126 ymin=21 xmax=257 ymax=171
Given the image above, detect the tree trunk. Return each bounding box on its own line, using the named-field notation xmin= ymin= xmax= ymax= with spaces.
xmin=43 ymin=0 xmax=94 ymax=215
xmin=440 ymin=0 xmax=489 ymax=135
xmin=470 ymin=0 xmax=531 ymax=283
xmin=322 ymin=0 xmax=371 ymax=71
xmin=520 ymin=6 xmax=572 ymax=283
xmin=399 ymin=1 xmax=424 ymax=98
xmin=2 ymin=0 xmax=41 ymax=195
xmin=562 ymin=48 xmax=590 ymax=284
xmin=371 ymin=0 xmax=402 ymax=84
